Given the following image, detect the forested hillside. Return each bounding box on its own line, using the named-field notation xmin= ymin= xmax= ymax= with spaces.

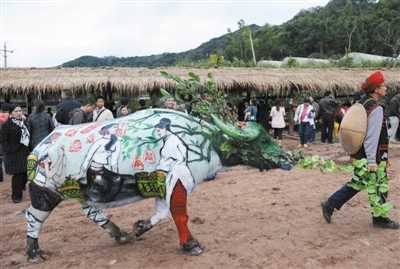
xmin=62 ymin=0 xmax=400 ymax=68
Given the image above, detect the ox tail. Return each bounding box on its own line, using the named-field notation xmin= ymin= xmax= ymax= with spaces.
xmin=14 ymin=206 xmax=30 ymax=216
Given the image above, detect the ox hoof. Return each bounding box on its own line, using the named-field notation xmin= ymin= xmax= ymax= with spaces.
xmin=181 ymin=245 xmax=203 ymax=255
xmin=26 ymin=237 xmax=46 ymax=262
xmin=28 ymin=251 xmax=47 ymax=262
xmin=181 ymin=236 xmax=204 ymax=255
xmin=133 ymin=219 xmax=153 ymax=238
xmin=115 ymin=231 xmax=132 ymax=244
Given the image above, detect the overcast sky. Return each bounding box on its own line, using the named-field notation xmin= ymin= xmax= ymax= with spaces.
xmin=1 ymin=0 xmax=328 ymax=68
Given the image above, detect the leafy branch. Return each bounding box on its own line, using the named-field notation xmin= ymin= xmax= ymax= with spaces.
xmin=160 ymin=71 xmax=233 ymax=125
xmin=160 ymin=70 xmax=300 ymax=169
xmin=299 ymin=156 xmax=393 ymax=218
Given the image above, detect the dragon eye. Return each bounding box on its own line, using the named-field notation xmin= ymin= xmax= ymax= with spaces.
xmin=261 ymin=138 xmax=268 ymax=146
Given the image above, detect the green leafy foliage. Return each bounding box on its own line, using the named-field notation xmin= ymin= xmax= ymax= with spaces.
xmin=160 ymin=71 xmax=231 ymax=125
xmin=282 ymin=57 xmax=300 ymax=68
xmin=299 ymin=155 xmax=393 ymax=218
xmin=160 ymin=71 xmax=300 ymax=168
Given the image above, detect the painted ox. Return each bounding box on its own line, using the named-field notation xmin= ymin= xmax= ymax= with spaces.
xmin=25 ymin=109 xmax=297 ymax=261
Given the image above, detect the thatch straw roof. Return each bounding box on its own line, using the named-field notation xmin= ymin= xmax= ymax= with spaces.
xmin=1 ymin=67 xmax=399 ymax=100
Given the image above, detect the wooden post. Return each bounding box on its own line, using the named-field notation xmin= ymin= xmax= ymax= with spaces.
xmin=249 ymin=31 xmax=256 ymax=66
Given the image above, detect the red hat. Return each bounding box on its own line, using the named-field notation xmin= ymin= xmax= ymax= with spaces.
xmin=360 ymin=71 xmax=385 ymax=94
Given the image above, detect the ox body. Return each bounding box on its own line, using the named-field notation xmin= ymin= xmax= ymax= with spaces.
xmin=25 ymin=109 xmax=294 ymax=261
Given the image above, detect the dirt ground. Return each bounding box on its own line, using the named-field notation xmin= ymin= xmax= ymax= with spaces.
xmin=1 ymin=134 xmax=399 ymax=269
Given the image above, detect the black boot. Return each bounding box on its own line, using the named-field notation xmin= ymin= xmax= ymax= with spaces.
xmin=321 ymin=200 xmax=334 ymax=223
xmin=373 ymin=220 xmax=400 ymax=229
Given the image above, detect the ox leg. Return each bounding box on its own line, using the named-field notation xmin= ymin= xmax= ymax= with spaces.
xmin=26 ymin=206 xmax=51 ymax=261
xmin=81 ymin=204 xmax=132 ymax=244
xmin=26 ymin=181 xmax=62 ymax=262
xmin=133 ymin=197 xmax=169 ymax=238
xmin=133 ymin=180 xmax=203 ymax=255
xmin=170 ymin=180 xmax=204 ymax=255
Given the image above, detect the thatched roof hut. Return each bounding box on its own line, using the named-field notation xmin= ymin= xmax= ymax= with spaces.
xmin=1 ymin=67 xmax=399 ymax=102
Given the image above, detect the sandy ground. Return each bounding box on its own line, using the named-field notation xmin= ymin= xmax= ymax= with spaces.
xmin=1 ymin=134 xmax=399 ymax=269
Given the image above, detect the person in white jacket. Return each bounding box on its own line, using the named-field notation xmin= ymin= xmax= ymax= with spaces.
xmin=294 ymin=98 xmax=315 ymax=148
xmin=93 ymin=96 xmax=114 ymax=122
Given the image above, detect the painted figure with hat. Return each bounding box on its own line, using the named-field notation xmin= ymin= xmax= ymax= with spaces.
xmin=321 ymin=71 xmax=399 ymax=229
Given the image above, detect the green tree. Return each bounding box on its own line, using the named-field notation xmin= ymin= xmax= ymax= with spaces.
xmin=226 ymin=20 xmax=252 ymax=64
xmin=341 ymin=1 xmax=362 ymax=55
xmin=254 ymin=24 xmax=289 ymax=60
xmin=377 ymin=17 xmax=400 ymax=67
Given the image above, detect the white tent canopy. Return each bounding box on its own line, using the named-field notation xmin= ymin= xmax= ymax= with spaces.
xmin=257 ymin=60 xmax=282 ymax=68
xmin=281 ymin=57 xmax=331 ymax=66
xmin=344 ymin=52 xmax=400 ymax=64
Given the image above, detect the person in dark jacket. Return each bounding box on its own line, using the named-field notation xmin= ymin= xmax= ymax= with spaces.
xmin=319 ymin=90 xmax=338 ymax=144
xmin=321 ymin=71 xmax=399 ymax=229
xmin=237 ymin=99 xmax=247 ymax=121
xmin=1 ymin=104 xmax=30 ymax=203
xmin=55 ymin=89 xmax=81 ymax=124
xmin=244 ymin=98 xmax=258 ymax=122
xmin=27 ymin=100 xmax=55 ymax=150
xmin=120 ymin=106 xmax=130 ymax=117
xmin=116 ymin=97 xmax=132 ymax=118
xmin=69 ymin=98 xmax=95 ymax=125
xmin=137 ymin=99 xmax=147 ymax=111
xmin=388 ymin=90 xmax=400 ymax=144
xmin=47 ymin=107 xmax=53 ymax=118
xmin=351 ymin=90 xmax=364 ymax=105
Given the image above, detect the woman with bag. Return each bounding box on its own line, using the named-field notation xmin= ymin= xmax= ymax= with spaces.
xmin=244 ymin=98 xmax=258 ymax=122
xmin=270 ymin=98 xmax=286 ymax=147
